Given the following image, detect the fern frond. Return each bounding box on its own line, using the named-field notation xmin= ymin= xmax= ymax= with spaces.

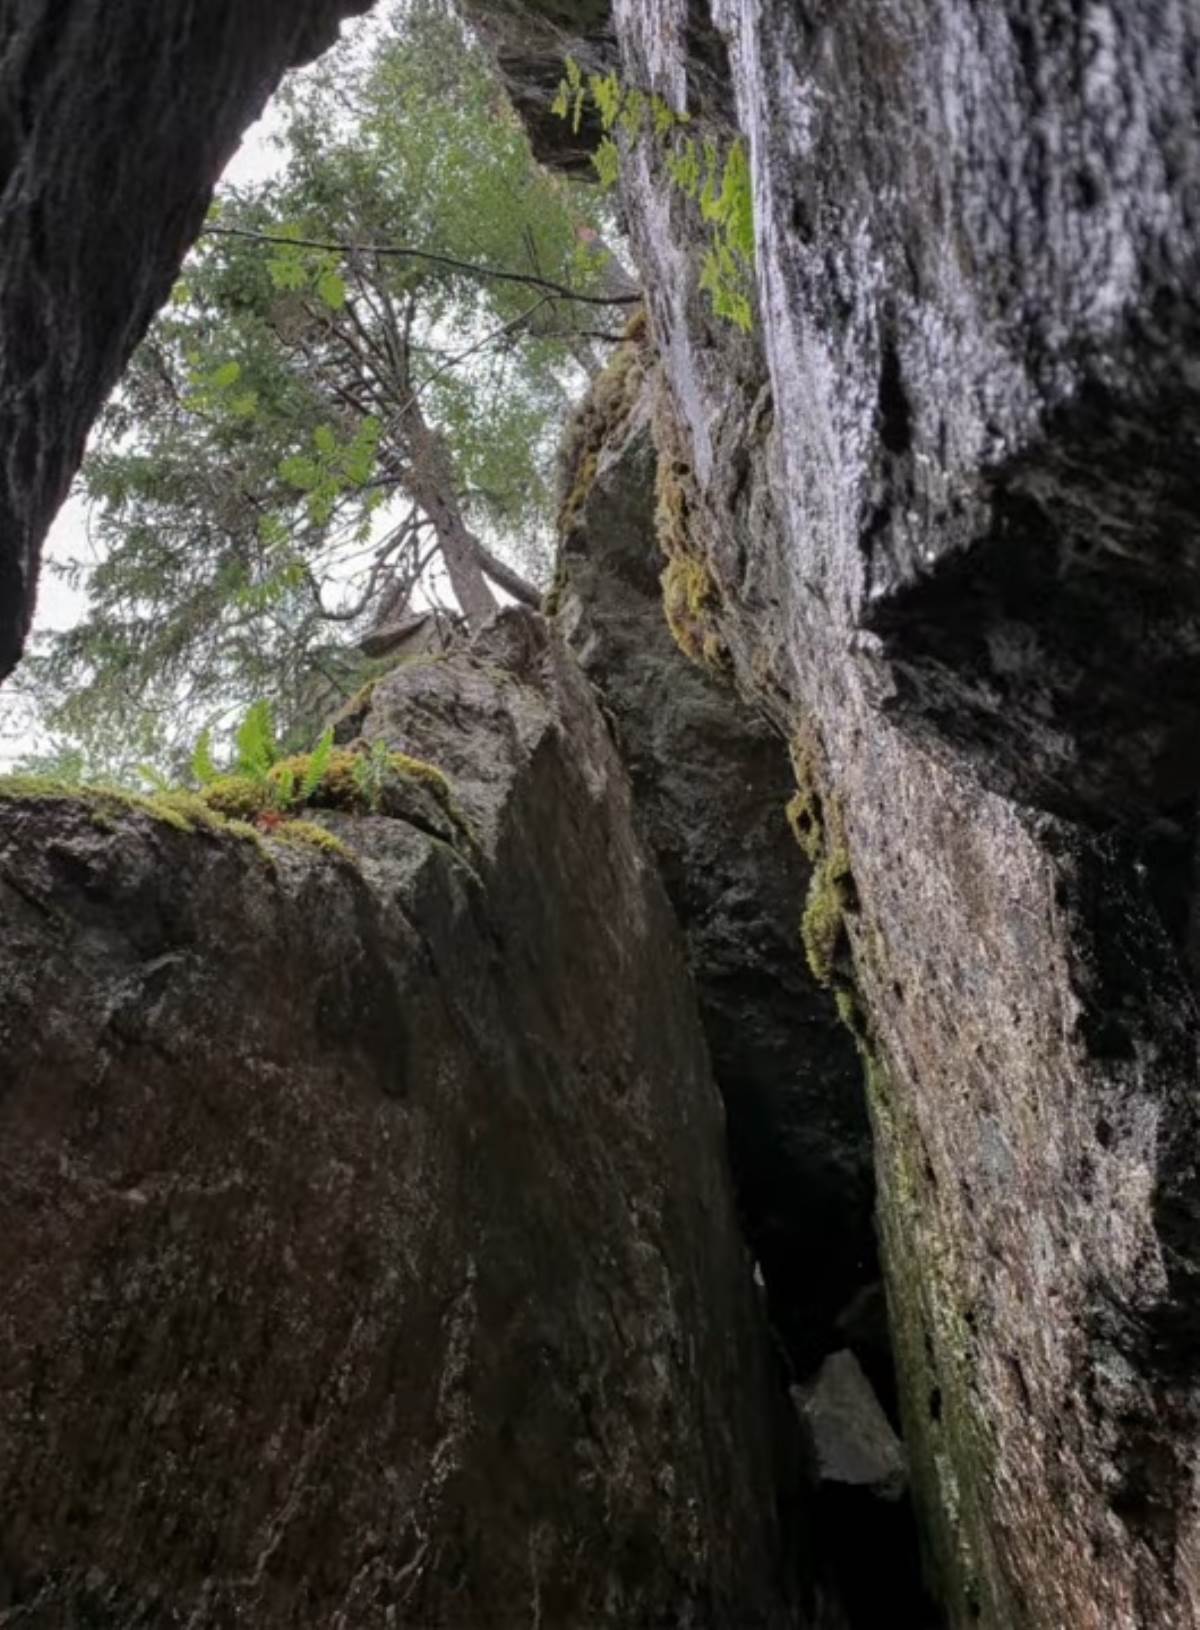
xmin=138 ymin=763 xmax=171 ymax=793
xmin=273 ymin=762 xmax=297 ymax=811
xmin=301 ymin=727 xmax=334 ymax=802
xmin=192 ymin=727 xmax=219 ymax=786
xmin=235 ymin=699 xmax=277 ymax=780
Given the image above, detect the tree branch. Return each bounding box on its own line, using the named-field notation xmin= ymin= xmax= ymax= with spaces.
xmin=471 ymin=537 xmax=541 ymax=609
xmin=203 ymin=224 xmax=642 ymax=309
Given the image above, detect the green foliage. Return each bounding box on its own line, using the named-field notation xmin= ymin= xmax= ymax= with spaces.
xmin=24 ymin=0 xmax=623 ymax=774
xmin=665 ymin=137 xmax=702 ymax=199
xmin=592 ymin=137 xmax=621 ymax=191
xmin=272 ymin=818 xmax=351 ymax=859
xmin=553 ymin=57 xmax=753 ymax=330
xmin=137 ymin=762 xmax=172 ymax=793
xmin=352 ymin=737 xmax=394 ymax=812
xmin=192 ymin=727 xmax=219 ymax=786
xmin=591 ymin=70 xmax=622 ymax=132
xmin=300 ymin=726 xmax=335 ymax=801
xmin=235 ymin=699 xmax=279 ymax=780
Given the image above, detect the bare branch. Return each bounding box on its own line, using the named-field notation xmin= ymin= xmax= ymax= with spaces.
xmin=202 ymin=223 xmax=641 ymax=309
xmin=472 ymin=537 xmax=541 ymax=609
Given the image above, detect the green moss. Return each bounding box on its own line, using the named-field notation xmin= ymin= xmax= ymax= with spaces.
xmin=152 ymin=788 xmax=237 ymax=834
xmin=201 ymin=774 xmax=271 ymax=821
xmin=556 ymin=328 xmax=648 ymax=541
xmin=0 ymin=774 xmax=206 ymax=835
xmin=652 ymin=393 xmax=731 ymax=674
xmin=271 ymin=748 xmax=361 ymax=809
xmin=542 ymin=556 xmax=571 ymax=619
xmin=558 ymin=448 xmax=600 ymax=538
xmin=222 ymin=818 xmax=272 ymax=857
xmin=801 ymin=843 xmax=854 ymax=985
xmin=660 ymin=538 xmax=729 ymax=672
xmin=0 ymin=774 xmax=273 ymax=860
xmin=389 ymin=750 xmax=454 ymax=806
xmin=270 ymin=819 xmax=352 ymax=860
xmin=199 ymin=748 xmax=455 ymax=826
xmin=785 ymin=786 xmax=823 ymax=863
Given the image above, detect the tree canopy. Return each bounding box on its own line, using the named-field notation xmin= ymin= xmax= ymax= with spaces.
xmin=17 ymin=0 xmax=632 ymax=777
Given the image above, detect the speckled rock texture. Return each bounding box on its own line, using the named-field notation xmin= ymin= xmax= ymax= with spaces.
xmin=551 ymin=348 xmax=875 ymax=1379
xmin=471 ymin=1 xmax=1200 ymax=1625
xmin=0 ymin=611 xmax=805 ymax=1627
xmin=0 ymin=0 xmax=372 ymax=682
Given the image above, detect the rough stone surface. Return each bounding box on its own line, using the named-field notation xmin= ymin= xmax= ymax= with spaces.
xmin=0 ymin=0 xmax=372 ymax=681
xmin=473 ymin=1 xmax=1200 ymax=1625
xmin=0 ymin=612 xmax=805 ymax=1627
xmin=1 ymin=1 xmax=1198 ymax=1625
xmin=552 ymin=362 xmax=875 ymax=1376
xmin=796 ymin=1351 xmax=906 ymax=1501
xmin=458 ymin=0 xmax=618 ymax=173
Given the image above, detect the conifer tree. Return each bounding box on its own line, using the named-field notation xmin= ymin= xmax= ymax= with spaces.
xmin=21 ymin=0 xmax=632 ymax=775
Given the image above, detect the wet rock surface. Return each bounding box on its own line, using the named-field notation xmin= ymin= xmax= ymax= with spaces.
xmin=0 ymin=0 xmax=1198 ymax=1625
xmin=0 ymin=612 xmax=805 ymax=1627
xmin=474 ymin=0 xmax=1200 ymax=1624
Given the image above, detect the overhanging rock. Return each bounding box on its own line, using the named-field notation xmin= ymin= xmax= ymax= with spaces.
xmin=0 ymin=0 xmax=373 ymax=681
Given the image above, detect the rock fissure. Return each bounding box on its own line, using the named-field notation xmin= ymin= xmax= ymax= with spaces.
xmin=2 ymin=0 xmax=1200 ymax=1626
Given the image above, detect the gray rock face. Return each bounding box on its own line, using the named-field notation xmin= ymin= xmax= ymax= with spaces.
xmin=0 ymin=612 xmax=803 ymax=1626
xmin=0 ymin=0 xmax=371 ymax=681
xmin=471 ymin=1 xmax=1200 ymax=1625
xmin=0 ymin=0 xmax=1197 ymax=1624
xmin=797 ymin=1350 xmax=906 ymax=1502
xmin=552 ymin=365 xmax=875 ymax=1376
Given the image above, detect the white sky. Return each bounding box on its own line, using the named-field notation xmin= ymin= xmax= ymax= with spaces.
xmin=34 ymin=115 xmax=287 ymax=635
xmin=0 ymin=111 xmax=287 ymax=765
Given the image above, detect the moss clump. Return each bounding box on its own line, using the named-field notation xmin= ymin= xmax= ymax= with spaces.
xmin=0 ymin=774 xmax=188 ymax=832
xmin=0 ymin=774 xmax=269 ymax=855
xmin=272 ymin=748 xmax=363 ymax=810
xmin=653 ymin=389 xmax=730 ymax=673
xmin=199 ymin=747 xmax=454 ymax=825
xmin=389 ymin=750 xmax=453 ymax=806
xmin=270 ymin=819 xmax=352 ymax=860
xmin=558 ymin=449 xmax=601 ymax=539
xmin=542 ymin=556 xmax=570 ymax=619
xmin=659 ymin=550 xmax=729 ymax=671
xmin=201 ymin=775 xmax=271 ymax=821
xmin=785 ymin=724 xmax=828 ymax=861
xmin=785 ymin=786 xmax=823 ymax=863
xmin=557 ymin=325 xmax=649 ymax=540
xmin=801 ymin=843 xmax=855 ymax=986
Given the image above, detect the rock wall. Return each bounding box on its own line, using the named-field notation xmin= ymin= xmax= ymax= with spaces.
xmin=552 ymin=338 xmax=876 ymax=1381
xmin=0 ymin=612 xmax=806 ymax=1626
xmin=471 ymin=1 xmax=1200 ymax=1625
xmin=1 ymin=0 xmax=1198 ymax=1625
xmin=0 ymin=0 xmax=372 ymax=680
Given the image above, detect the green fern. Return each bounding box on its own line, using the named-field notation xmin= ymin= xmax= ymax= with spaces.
xmin=138 ymin=763 xmax=172 ymax=793
xmin=665 ymin=137 xmax=701 ymax=200
xmin=592 ymin=137 xmax=620 ymax=191
xmin=235 ymin=699 xmax=278 ymax=780
xmin=590 ymin=70 xmax=622 ymax=132
xmin=352 ymin=739 xmax=393 ymax=813
xmin=273 ymin=762 xmax=298 ymax=811
xmin=551 ymin=59 xmax=754 ymax=331
xmin=192 ymin=727 xmax=219 ymax=786
xmin=301 ymin=727 xmax=335 ymax=801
